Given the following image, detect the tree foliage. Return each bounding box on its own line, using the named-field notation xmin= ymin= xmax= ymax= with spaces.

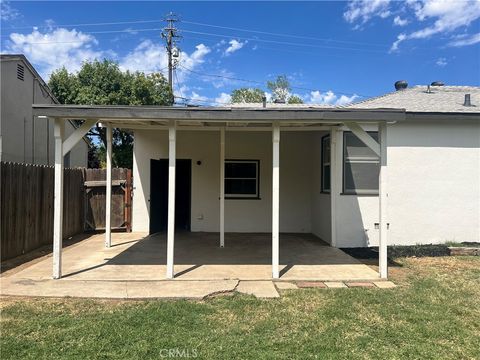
xmin=267 ymin=75 xmax=303 ymax=104
xmin=287 ymin=95 xmax=304 ymax=104
xmin=267 ymin=75 xmax=291 ymax=103
xmin=230 ymin=88 xmax=265 ymax=103
xmin=230 ymin=76 xmax=304 ymax=105
xmin=49 ymin=59 xmax=173 ymax=168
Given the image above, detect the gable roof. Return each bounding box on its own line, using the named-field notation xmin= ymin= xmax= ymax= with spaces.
xmin=348 ymin=85 xmax=480 ymax=113
xmin=0 ymin=54 xmax=59 ymax=103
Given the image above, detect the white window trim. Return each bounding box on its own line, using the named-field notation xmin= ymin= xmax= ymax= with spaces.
xmin=343 ymin=131 xmax=380 ymax=195
xmin=225 ymin=160 xmax=260 ymax=199
xmin=321 ymin=135 xmax=331 ymax=193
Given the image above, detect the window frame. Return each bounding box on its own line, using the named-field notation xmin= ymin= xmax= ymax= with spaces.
xmin=342 ymin=131 xmax=380 ymax=195
xmin=224 ymin=159 xmax=260 ymax=200
xmin=321 ymin=134 xmax=331 ymax=193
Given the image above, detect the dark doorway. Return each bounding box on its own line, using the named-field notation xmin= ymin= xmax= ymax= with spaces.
xmin=150 ymin=159 xmax=191 ymax=234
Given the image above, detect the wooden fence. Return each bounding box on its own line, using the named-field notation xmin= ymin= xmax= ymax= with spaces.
xmin=1 ymin=162 xmax=85 ymax=261
xmin=1 ymin=162 xmax=132 ymax=261
xmin=84 ymin=168 xmax=132 ymax=231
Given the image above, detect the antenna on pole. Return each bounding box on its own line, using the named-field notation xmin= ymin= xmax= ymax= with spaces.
xmin=161 ymin=12 xmax=181 ymax=99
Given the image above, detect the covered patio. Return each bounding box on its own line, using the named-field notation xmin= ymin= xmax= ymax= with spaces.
xmin=3 ymin=232 xmax=379 ymax=282
xmin=33 ymin=104 xmax=405 ymax=281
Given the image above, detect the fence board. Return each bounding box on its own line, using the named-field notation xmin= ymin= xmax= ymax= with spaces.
xmin=1 ymin=162 xmax=84 ymax=261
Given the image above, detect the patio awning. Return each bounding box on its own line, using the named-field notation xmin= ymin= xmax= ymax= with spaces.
xmin=33 ymin=104 xmax=406 ymax=129
xmin=36 ymin=103 xmax=393 ymax=281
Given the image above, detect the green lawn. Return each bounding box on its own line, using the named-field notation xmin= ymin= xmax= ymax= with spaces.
xmin=1 ymin=257 xmax=479 ymax=359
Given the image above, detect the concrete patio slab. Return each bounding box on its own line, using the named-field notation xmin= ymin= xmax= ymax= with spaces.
xmin=324 ymin=281 xmax=347 ymax=288
xmin=1 ymin=278 xmax=239 ymax=299
xmin=1 ymin=232 xmax=380 ymax=299
xmin=236 ymin=281 xmax=279 ymax=298
xmin=346 ymin=282 xmax=376 ymax=288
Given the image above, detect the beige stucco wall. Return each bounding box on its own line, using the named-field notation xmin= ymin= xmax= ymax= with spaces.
xmin=132 ymin=130 xmax=321 ymax=234
xmin=0 ymin=58 xmax=88 ymax=167
xmin=133 ymin=121 xmax=480 ymax=248
xmin=333 ymin=120 xmax=480 ymax=247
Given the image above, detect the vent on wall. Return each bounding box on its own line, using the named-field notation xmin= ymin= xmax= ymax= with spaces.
xmin=17 ymin=64 xmax=24 ymax=81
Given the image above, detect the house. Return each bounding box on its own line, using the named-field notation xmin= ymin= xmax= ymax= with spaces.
xmin=0 ymin=54 xmax=88 ymax=167
xmin=32 ymin=82 xmax=480 ymax=280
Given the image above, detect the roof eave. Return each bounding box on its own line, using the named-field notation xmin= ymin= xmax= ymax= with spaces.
xmin=32 ymin=104 xmax=406 ymax=123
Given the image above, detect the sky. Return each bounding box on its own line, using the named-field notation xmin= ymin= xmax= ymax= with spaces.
xmin=1 ymin=0 xmax=479 ymax=106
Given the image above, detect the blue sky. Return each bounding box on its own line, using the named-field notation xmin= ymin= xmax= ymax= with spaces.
xmin=1 ymin=1 xmax=479 ymax=105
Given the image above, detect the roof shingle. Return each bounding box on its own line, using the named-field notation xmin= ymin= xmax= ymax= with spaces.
xmin=347 ymin=85 xmax=480 ymax=113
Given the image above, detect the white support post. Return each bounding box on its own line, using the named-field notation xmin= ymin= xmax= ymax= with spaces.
xmin=330 ymin=127 xmax=338 ymax=247
xmin=219 ymin=127 xmax=225 ymax=248
xmin=53 ymin=118 xmax=64 ymax=279
xmin=105 ymin=124 xmax=112 ymax=248
xmin=379 ymin=122 xmax=388 ymax=279
xmin=166 ymin=120 xmax=176 ymax=279
xmin=272 ymin=122 xmax=280 ymax=279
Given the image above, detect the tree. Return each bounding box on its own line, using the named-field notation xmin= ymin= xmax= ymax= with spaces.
xmin=230 ymin=88 xmax=265 ymax=103
xmin=288 ymin=95 xmax=304 ymax=104
xmin=49 ymin=59 xmax=173 ymax=169
xmin=267 ymin=75 xmax=304 ymax=104
xmin=267 ymin=75 xmax=290 ymax=103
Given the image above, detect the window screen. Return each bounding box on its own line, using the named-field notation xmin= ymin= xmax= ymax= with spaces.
xmin=321 ymin=135 xmax=331 ymax=192
xmin=343 ymin=132 xmax=379 ymax=194
xmin=225 ymin=160 xmax=259 ymax=199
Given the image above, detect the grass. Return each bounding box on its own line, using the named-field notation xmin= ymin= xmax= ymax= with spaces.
xmin=445 ymin=241 xmax=480 ymax=248
xmin=1 ymin=257 xmax=479 ymax=360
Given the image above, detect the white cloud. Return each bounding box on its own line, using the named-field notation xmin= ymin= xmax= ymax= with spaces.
xmin=6 ymin=28 xmax=103 ymax=78
xmin=337 ymin=94 xmax=360 ymax=105
xmin=344 ymin=0 xmax=391 ymax=24
xmin=120 ymin=40 xmax=167 ymax=73
xmin=224 ymin=39 xmax=246 ymax=55
xmin=448 ymin=32 xmax=480 ymax=47
xmin=189 ymin=91 xmax=208 ymax=104
xmin=390 ymin=33 xmax=407 ymax=52
xmin=120 ymin=41 xmax=210 ymax=82
xmin=308 ymin=90 xmax=358 ymax=105
xmin=393 ymin=16 xmax=409 ymax=26
xmin=436 ymin=57 xmax=447 ymax=67
xmin=1 ymin=1 xmax=20 ymax=21
xmin=214 ymin=92 xmax=232 ymax=105
xmin=391 ymin=0 xmax=480 ymax=50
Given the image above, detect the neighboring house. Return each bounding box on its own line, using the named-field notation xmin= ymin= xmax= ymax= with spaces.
xmin=0 ymin=54 xmax=88 ymax=167
xmin=33 ymin=83 xmax=480 ymax=280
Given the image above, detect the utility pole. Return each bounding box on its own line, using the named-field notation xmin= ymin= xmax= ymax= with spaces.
xmin=162 ymin=12 xmax=181 ymax=95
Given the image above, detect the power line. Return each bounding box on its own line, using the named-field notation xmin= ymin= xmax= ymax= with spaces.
xmin=178 ymin=64 xmax=370 ymax=98
xmin=182 ymin=20 xmax=388 ymax=48
xmin=4 ymin=19 xmax=164 ymax=30
xmin=181 ymin=29 xmax=386 ymax=54
xmin=2 ymin=27 xmax=387 ymax=53
xmin=5 ymin=17 xmax=390 ymax=48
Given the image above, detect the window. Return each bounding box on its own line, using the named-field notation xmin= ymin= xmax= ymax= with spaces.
xmin=225 ymin=160 xmax=259 ymax=199
xmin=321 ymin=135 xmax=331 ymax=193
xmin=343 ymin=131 xmax=379 ymax=195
